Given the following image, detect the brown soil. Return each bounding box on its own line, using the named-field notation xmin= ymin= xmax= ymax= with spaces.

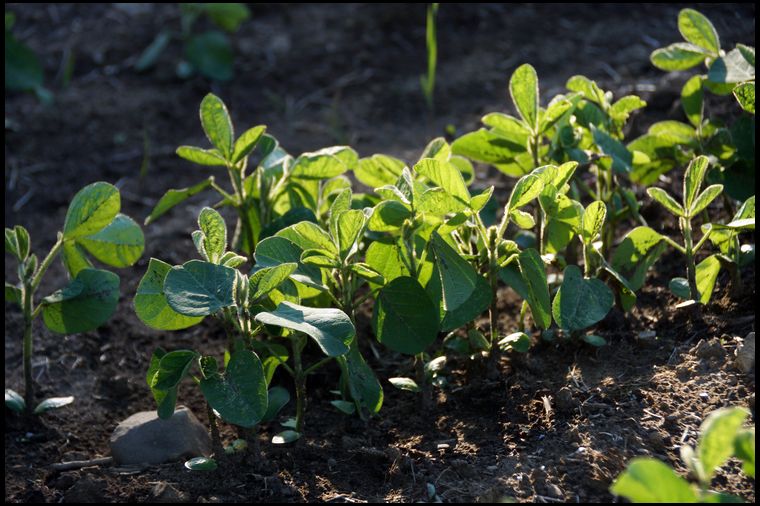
xmin=5 ymin=3 xmax=756 ymax=503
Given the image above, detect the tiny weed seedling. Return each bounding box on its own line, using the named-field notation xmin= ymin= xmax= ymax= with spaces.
xmin=135 ymin=3 xmax=251 ymax=81
xmin=611 ymin=406 xmax=754 ymax=502
xmin=5 ymin=182 xmax=144 ymax=416
xmin=420 ymin=3 xmax=439 ymax=112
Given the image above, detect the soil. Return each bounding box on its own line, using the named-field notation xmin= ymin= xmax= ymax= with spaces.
xmin=5 ymin=3 xmax=756 ymax=503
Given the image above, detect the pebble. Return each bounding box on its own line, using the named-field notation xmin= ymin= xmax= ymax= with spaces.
xmin=735 ymin=332 xmax=755 ymax=374
xmin=109 ymin=406 xmax=211 ymax=465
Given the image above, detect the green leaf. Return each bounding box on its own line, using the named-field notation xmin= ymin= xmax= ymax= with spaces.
xmin=694 ymin=255 xmax=721 ymax=304
xmin=734 ymin=428 xmax=755 ymax=478
xmin=254 ymin=236 xmax=324 ymax=292
xmin=509 ymin=63 xmax=539 ymax=131
xmin=5 ymin=30 xmax=44 ymax=92
xmin=33 ymin=396 xmax=75 ymax=414
xmin=197 ymin=207 xmax=227 ymax=263
xmin=151 ymin=349 xmax=198 ymax=391
xmin=683 ymin=155 xmax=710 ymax=210
xmin=146 ymin=348 xmax=179 ymax=419
xmin=417 ymin=188 xmax=466 ymax=216
xmin=611 ymin=227 xmax=666 ymax=291
xmin=451 ymin=128 xmax=527 ymax=171
xmin=591 ymin=126 xmax=633 ymax=173
xmin=186 ymin=31 xmax=233 ymax=81
xmin=291 ymin=151 xmax=347 ymax=180
xmin=200 ymin=350 xmax=268 ymax=428
xmin=135 ymin=258 xmax=204 ymax=330
xmin=507 ymin=173 xmax=543 ymax=211
xmin=697 ymin=407 xmax=750 ymax=484
xmin=581 ymin=201 xmax=607 ymax=244
xmin=367 ymin=200 xmax=411 ymax=232
xmin=470 ymin=186 xmax=494 ymax=212
xmin=62 ymin=240 xmax=93 ymax=278
xmin=582 ymin=334 xmax=607 ymax=347
xmin=708 ymin=47 xmax=755 ymax=84
xmin=262 ymin=386 xmax=290 ymax=423
xmin=414 ymin=158 xmax=470 ymax=204
xmin=255 ymin=302 xmax=355 ymax=357
xmin=365 ymin=240 xmax=409 ymax=287
xmin=176 ymin=146 xmax=228 ymax=167
xmin=430 ymin=233 xmax=479 ymax=311
xmin=610 ymin=458 xmax=698 ymax=502
xmin=41 ymin=269 xmax=119 ymax=334
xmin=203 ymin=3 xmax=250 ymax=32
xmin=13 ymin=226 xmax=30 ymax=260
xmin=388 ymin=377 xmax=421 ymax=392
xmin=516 ymin=249 xmax=552 ymax=330
xmin=339 ymin=346 xmax=383 ymax=416
xmin=230 ymin=125 xmax=267 ymax=164
xmin=498 ymin=332 xmax=531 ymax=353
xmin=678 ymin=8 xmax=720 ymax=55
xmin=164 ymin=260 xmax=236 ymax=316
xmin=185 ymin=457 xmax=217 ymax=471
xmin=733 ymin=82 xmax=755 ymax=114
xmin=335 ymin=209 xmax=366 ymax=260
xmin=63 ymin=182 xmax=120 ymax=239
xmin=540 ymin=98 xmax=573 ymax=133
xmin=437 ymin=273 xmax=492 ymax=332
xmin=609 ymin=96 xmax=647 ymax=123
xmin=199 ymin=93 xmax=234 ymax=158
xmin=272 ymin=430 xmax=301 ymax=444
xmin=354 ymin=154 xmax=406 ymax=189
xmin=690 ymin=184 xmax=723 ymax=216
xmin=249 ymin=263 xmax=298 ymax=302
xmin=650 ymin=42 xmax=708 ymax=71
xmin=5 ymin=282 xmax=21 ymax=305
xmin=5 ymin=389 xmax=25 ymax=413
xmin=552 ymin=265 xmax=613 ymax=332
xmin=144 ymin=177 xmax=214 ymax=225
xmin=276 ymin=221 xmax=337 ymax=256
xmin=682 ymin=75 xmax=704 ymax=128
xmin=77 ymin=214 xmax=144 ymax=268
xmin=374 ymin=276 xmax=439 ymax=355
xmin=647 ymin=188 xmax=684 ymax=217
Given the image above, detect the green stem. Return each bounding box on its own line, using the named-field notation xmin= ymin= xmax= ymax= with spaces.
xmin=680 ymin=217 xmax=699 ymax=301
xmin=415 ymin=352 xmax=430 ymax=410
xmin=22 ymin=282 xmax=34 ymax=415
xmin=207 ymin=402 xmax=225 ymax=458
xmin=662 ymin=235 xmax=687 ymax=255
xmin=292 ymin=335 xmax=306 ymax=434
xmin=31 ymin=235 xmax=64 ymax=292
xmin=303 ymin=356 xmax=332 ymax=377
xmin=227 ymin=165 xmax=255 ymax=256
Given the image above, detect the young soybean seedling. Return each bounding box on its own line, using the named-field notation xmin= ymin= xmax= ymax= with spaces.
xmin=647 ymin=155 xmax=725 ymax=304
xmin=5 ymin=182 xmax=144 ymax=416
xmin=611 ymin=406 xmax=754 ymax=502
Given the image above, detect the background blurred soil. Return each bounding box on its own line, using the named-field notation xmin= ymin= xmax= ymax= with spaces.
xmin=5 ymin=3 xmax=756 ymax=503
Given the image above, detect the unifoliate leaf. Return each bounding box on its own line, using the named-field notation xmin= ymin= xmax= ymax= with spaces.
xmin=144 ymin=177 xmax=214 ymax=225
xmin=682 ymin=75 xmax=704 ymax=128
xmin=430 ymin=233 xmax=479 ymax=311
xmin=146 ymin=348 xmax=180 ymax=419
xmin=435 ymin=271 xmax=492 ymax=332
xmin=331 ymin=400 xmax=356 ymax=415
xmin=414 ymin=158 xmax=470 ymax=204
xmin=33 ymin=396 xmax=75 ymax=414
xmin=611 ymin=227 xmax=666 ymax=291
xmin=509 ymin=63 xmax=539 ymax=131
xmin=249 ymin=263 xmax=298 ymax=302
xmin=176 ymin=146 xmax=227 ymax=167
xmin=135 ymin=258 xmax=204 ymax=330
xmin=262 ymin=386 xmax=290 ymax=423
xmin=678 ymin=8 xmax=720 ymax=55
xmin=200 ymin=93 xmax=233 ymax=158
xmin=542 ymin=194 xmax=582 ymax=253
xmin=200 ymin=349 xmax=268 ymax=428
xmin=62 ymin=240 xmax=93 ymax=278
xmin=690 ymin=184 xmax=723 ymax=216
xmin=77 ymin=214 xmax=144 ymax=268
xmin=647 ymin=188 xmax=684 ymax=217
xmin=733 ymin=82 xmax=755 ymax=114
xmin=231 ymin=125 xmax=266 ymax=164
xmin=354 ymin=154 xmax=406 ymax=189
xmin=650 ymin=42 xmax=708 ymax=71
xmin=708 ymin=47 xmax=755 ymax=84
xmin=697 ymin=407 xmax=750 ymax=484
xmin=581 ymin=201 xmax=607 ymax=244
xmin=374 ymin=276 xmax=439 ymax=355
xmin=63 ymin=182 xmax=120 ymax=239
xmin=198 ymin=207 xmax=227 ymax=263
xmin=734 ymin=428 xmax=755 ymax=478
xmin=151 ymin=349 xmax=198 ymax=391
xmin=5 ymin=389 xmax=25 ymax=413
xmin=507 ymin=174 xmax=543 ymax=211
xmin=516 ymin=248 xmax=552 ymax=330
xmin=335 ymin=209 xmax=366 ymax=260
xmin=164 ymin=260 xmax=236 ymax=316
xmin=610 ymin=458 xmax=698 ymax=502
xmin=41 ymin=269 xmax=119 ymax=334
xmin=683 ymin=155 xmax=710 ymax=210
xmin=185 ymin=457 xmax=217 ymax=471
xmin=255 ymin=302 xmax=355 ymax=357
xmin=388 ymin=377 xmax=421 ymax=392
xmin=592 ymin=126 xmax=633 ymax=173
xmin=552 ymin=265 xmax=613 ymax=332
xmin=694 ymin=255 xmax=721 ymax=304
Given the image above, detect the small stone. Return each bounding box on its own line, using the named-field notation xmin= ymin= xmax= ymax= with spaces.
xmin=555 ymin=387 xmax=575 ymax=413
xmin=152 ymin=482 xmax=189 ymax=503
xmin=699 ymin=392 xmax=710 ymax=402
xmin=109 ymin=406 xmax=211 ymax=465
xmin=735 ymin=332 xmax=755 ymax=374
xmin=63 ymin=476 xmax=107 ymax=503
xmin=436 ymin=443 xmax=450 ymax=450
xmin=693 ymin=338 xmax=725 ymax=360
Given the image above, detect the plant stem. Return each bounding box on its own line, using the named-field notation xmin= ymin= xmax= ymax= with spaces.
xmin=292 ymin=335 xmax=307 ymax=434
xmin=22 ymin=282 xmax=34 ymax=415
xmin=415 ymin=353 xmax=430 ymax=410
xmin=227 ymin=165 xmax=256 ymax=256
xmin=31 ymin=235 xmax=64 ymax=292
xmin=207 ymin=402 xmax=224 ymax=459
xmin=680 ymin=217 xmax=699 ymax=301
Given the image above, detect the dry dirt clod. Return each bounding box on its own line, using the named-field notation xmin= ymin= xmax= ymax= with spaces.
xmin=63 ymin=476 xmax=107 ymax=503
xmin=151 ymin=481 xmax=190 ymax=503
xmin=555 ymin=387 xmax=575 ymax=413
xmin=693 ymin=338 xmax=726 ymax=360
xmin=735 ymin=332 xmax=755 ymax=374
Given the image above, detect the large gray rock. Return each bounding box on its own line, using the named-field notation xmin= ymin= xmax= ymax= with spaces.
xmin=110 ymin=406 xmax=211 ymax=465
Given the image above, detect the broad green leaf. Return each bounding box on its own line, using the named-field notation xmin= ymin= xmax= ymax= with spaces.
xmin=733 ymin=82 xmax=755 ymax=114
xmin=176 ymin=146 xmax=227 ymax=167
xmin=5 ymin=282 xmax=21 ymax=305
xmin=671 ymin=255 xmax=722 ymax=304
xmin=388 ymin=377 xmax=421 ymax=392
xmin=203 ymin=3 xmax=250 ymax=32
xmin=220 ymin=251 xmax=247 ymax=268
xmin=734 ymin=428 xmax=755 ymax=478
xmin=451 ymin=128 xmax=527 ymax=169
xmin=33 ymin=396 xmax=75 ymax=414
xmin=331 ymin=400 xmax=356 ymax=415
xmin=198 ymin=208 xmax=227 ymax=263
xmin=335 ymin=209 xmax=366 ymax=260
xmin=509 ymin=63 xmax=539 ymax=131
xmin=164 ymin=260 xmax=236 ymax=316
xmin=552 ymin=265 xmax=613 ymax=332
xmin=419 ymin=137 xmax=451 ymax=162
xmin=430 ymin=233 xmax=479 ymax=311
xmin=348 ymin=262 xmax=385 ymax=285
xmin=510 ymin=209 xmax=535 ymax=229
xmin=135 ymin=258 xmax=204 ymax=330
xmin=609 ymin=96 xmax=647 ymax=123
xmin=540 ymin=98 xmax=573 ymax=133
xmin=602 ymin=264 xmax=637 ymax=311
xmin=708 ymin=47 xmax=755 ymax=84
xmin=254 ymin=236 xmax=324 ymax=291
xmin=650 ymin=42 xmax=708 ymax=71
xmin=328 ymin=188 xmax=353 ymax=232
xmin=186 ymin=31 xmax=233 ymax=80
xmin=200 ymin=93 xmax=233 ymax=157
xmin=498 ymin=332 xmax=531 ymax=353
xmin=78 ymin=214 xmax=144 ymax=268
xmin=200 ymin=350 xmax=268 ymax=428
xmin=541 ymin=194 xmax=582 ymax=254
xmin=581 ymin=201 xmax=607 ymax=244
xmin=255 ymin=302 xmax=355 ymax=357
xmin=678 ymin=8 xmax=720 ymax=55
xmin=482 ymin=112 xmax=531 ymax=139
xmin=582 ymin=334 xmax=607 ymax=347
xmin=374 ymin=276 xmax=439 ymax=355
xmin=262 ymin=386 xmax=290 ymax=423
xmin=610 ymin=458 xmax=698 ymax=502
xmin=252 ymin=342 xmax=289 ymax=385
xmin=144 ymin=177 xmax=214 ymax=225
xmin=151 ymin=349 xmax=198 ymax=391
xmin=231 ymin=125 xmax=266 ymax=164
xmin=417 ymin=187 xmax=466 ymax=216
xmin=5 ymin=227 xmax=19 ymax=258
xmin=683 ymin=155 xmax=710 ymax=210
xmin=354 ymin=154 xmax=406 ymax=189
xmin=249 ymin=263 xmax=298 ymax=302
xmin=690 ymin=184 xmax=723 ymax=216
xmin=368 ymin=200 xmax=412 ymax=232
xmin=648 ymin=120 xmax=698 ymax=146
xmin=41 ymin=269 xmax=119 ymax=334
xmin=13 ymin=226 xmax=29 ymax=260
xmin=414 ymin=158 xmax=471 ymax=204
xmin=647 ymin=188 xmax=684 ymax=217
xmin=62 ymin=240 xmax=93 ymax=278
xmin=470 ymin=186 xmax=494 ymax=211
xmin=276 ymin=221 xmax=337 ymax=256
xmin=516 ymin=248 xmax=551 ymax=330
xmin=507 ymin=174 xmax=543 ymax=211
xmin=365 ymin=240 xmax=409 ymax=287
xmin=736 ymin=43 xmax=755 ymax=66
xmin=146 ymin=348 xmax=179 ymax=419
xmin=5 ymin=389 xmax=25 ymax=413
xmin=185 ymin=457 xmax=217 ymax=471
xmin=291 ymin=152 xmax=346 ymax=180
xmin=5 ymin=31 xmax=44 ymax=92
xmin=339 ymin=346 xmax=383 ymax=416
xmin=697 ymin=407 xmax=750 ymax=483
xmin=592 ymin=126 xmax=633 ymax=173
xmin=63 ymin=182 xmax=120 ymax=239
xmin=682 ymin=75 xmax=704 ymax=128
xmin=427 ymin=265 xmax=491 ymax=332
xmin=258 ymin=207 xmax=315 ymax=242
